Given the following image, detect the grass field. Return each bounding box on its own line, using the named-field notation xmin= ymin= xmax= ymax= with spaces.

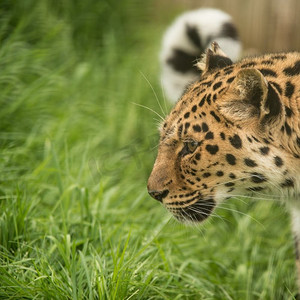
xmin=0 ymin=1 xmax=298 ymax=299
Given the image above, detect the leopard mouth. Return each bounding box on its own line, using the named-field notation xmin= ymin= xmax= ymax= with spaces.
xmin=167 ymin=198 xmax=216 ymax=223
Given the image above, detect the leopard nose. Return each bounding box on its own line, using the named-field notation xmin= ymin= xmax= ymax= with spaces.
xmin=148 ymin=189 xmax=169 ymax=202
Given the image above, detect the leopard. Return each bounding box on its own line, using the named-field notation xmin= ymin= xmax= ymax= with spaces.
xmin=148 ymin=42 xmax=300 ymax=291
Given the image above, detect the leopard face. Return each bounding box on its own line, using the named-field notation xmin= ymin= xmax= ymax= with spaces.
xmin=148 ymin=43 xmax=300 ymax=223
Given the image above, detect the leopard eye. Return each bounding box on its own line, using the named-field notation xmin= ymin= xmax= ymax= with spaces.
xmin=182 ymin=141 xmax=199 ymax=156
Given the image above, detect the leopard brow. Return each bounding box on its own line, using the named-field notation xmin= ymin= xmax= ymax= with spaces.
xmin=176 ymin=124 xmax=198 ymax=141
xmin=161 ymin=125 xmax=176 ymax=141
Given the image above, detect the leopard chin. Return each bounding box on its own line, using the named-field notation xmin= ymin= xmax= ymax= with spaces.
xmin=167 ymin=198 xmax=216 ymax=223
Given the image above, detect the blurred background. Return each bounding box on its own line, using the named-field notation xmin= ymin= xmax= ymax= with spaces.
xmin=155 ymin=0 xmax=300 ymax=54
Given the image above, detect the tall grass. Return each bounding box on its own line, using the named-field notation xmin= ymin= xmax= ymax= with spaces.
xmin=0 ymin=0 xmax=298 ymax=299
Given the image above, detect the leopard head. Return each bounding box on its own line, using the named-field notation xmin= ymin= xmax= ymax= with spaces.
xmin=147 ymin=42 xmax=291 ymax=223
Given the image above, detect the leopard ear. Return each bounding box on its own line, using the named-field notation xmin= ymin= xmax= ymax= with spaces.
xmin=218 ymin=68 xmax=284 ymax=128
xmin=196 ymin=42 xmax=233 ymax=73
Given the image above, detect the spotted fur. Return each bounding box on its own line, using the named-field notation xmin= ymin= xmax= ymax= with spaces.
xmin=148 ymin=42 xmax=300 ymax=290
xmin=160 ymin=8 xmax=241 ymax=103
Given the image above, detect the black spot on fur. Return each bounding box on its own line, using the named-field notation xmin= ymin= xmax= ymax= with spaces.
xmin=284 ymin=122 xmax=292 ymax=136
xmin=258 ymin=68 xmax=277 ymax=77
xmin=259 ymin=147 xmax=270 ymax=155
xmin=261 ymin=60 xmax=274 ymax=65
xmin=285 ymin=81 xmax=295 ymax=98
xmin=177 ymin=124 xmax=183 ymax=138
xmin=227 ymin=76 xmax=234 ymax=83
xmin=199 ymin=95 xmax=206 ymax=107
xmin=193 ymin=125 xmax=201 ymax=132
xmin=251 ymin=172 xmax=267 ymax=183
xmin=195 ymin=153 xmax=201 ymax=160
xmin=244 ymin=158 xmax=257 ymax=167
xmin=218 ymin=87 xmax=226 ymax=94
xmin=205 ymin=132 xmax=214 ymax=140
xmin=285 ymin=106 xmax=293 ymax=118
xmin=297 ymin=137 xmax=300 ymax=147
xmin=186 ymin=179 xmax=195 ymax=185
xmin=192 ymin=86 xmax=201 ymax=93
xmin=229 ymin=134 xmax=242 ymax=149
xmin=220 ymin=132 xmax=226 ymax=140
xmin=223 ymin=65 xmax=234 ymax=72
xmin=216 ymin=171 xmax=224 ymax=177
xmin=224 ymin=69 xmax=233 ymax=75
xmin=281 ymin=179 xmax=294 ymax=187
xmin=226 ymin=154 xmax=236 ymax=165
xmin=283 ymin=60 xmax=300 ymax=76
xmin=225 ymin=182 xmax=235 ymax=187
xmin=203 ymin=172 xmax=211 ymax=178
xmin=221 ymin=22 xmax=239 ymax=40
xmin=167 ymin=48 xmax=198 ymax=73
xmin=202 ymin=122 xmax=209 ymax=132
xmin=213 ymin=82 xmax=222 ymax=90
xmin=192 ymin=105 xmax=197 ymax=112
xmin=206 ymin=144 xmax=219 ymax=155
xmin=223 ymin=66 xmax=234 ymax=75
xmin=214 ymin=71 xmax=221 ymax=79
xmin=206 ymin=94 xmax=211 ymax=105
xmin=210 ymin=111 xmax=221 ymax=122
xmin=272 ymin=54 xmax=287 ymax=60
xmin=241 ymin=62 xmax=257 ymax=68
xmin=202 ymin=80 xmax=213 ymax=87
xmin=229 ymin=173 xmax=236 ymax=179
xmin=274 ymin=156 xmax=283 ymax=167
xmin=196 ymin=89 xmax=205 ymax=96
xmin=184 ymin=112 xmax=190 ymax=119
xmin=183 ymin=123 xmax=190 ymax=134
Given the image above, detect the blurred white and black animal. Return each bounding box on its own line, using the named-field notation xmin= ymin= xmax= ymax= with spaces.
xmin=160 ymin=8 xmax=242 ymax=103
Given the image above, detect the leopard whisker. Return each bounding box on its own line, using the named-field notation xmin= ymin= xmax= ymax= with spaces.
xmin=159 ymin=78 xmax=169 ymax=118
xmin=131 ymin=102 xmax=165 ymax=122
xmin=139 ymin=71 xmax=167 ymax=117
xmin=214 ymin=205 xmax=265 ymax=226
xmin=230 ymin=194 xmax=281 ymax=201
xmin=211 ymin=174 xmax=284 ymax=198
xmin=150 ymin=143 xmax=160 ymax=151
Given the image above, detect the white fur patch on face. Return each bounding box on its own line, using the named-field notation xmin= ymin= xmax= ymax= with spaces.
xmin=160 ymin=8 xmax=242 ymax=103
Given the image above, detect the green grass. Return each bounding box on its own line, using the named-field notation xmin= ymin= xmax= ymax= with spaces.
xmin=0 ymin=1 xmax=298 ymax=299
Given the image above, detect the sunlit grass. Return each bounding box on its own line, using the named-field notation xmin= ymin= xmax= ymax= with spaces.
xmin=0 ymin=1 xmax=298 ymax=299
